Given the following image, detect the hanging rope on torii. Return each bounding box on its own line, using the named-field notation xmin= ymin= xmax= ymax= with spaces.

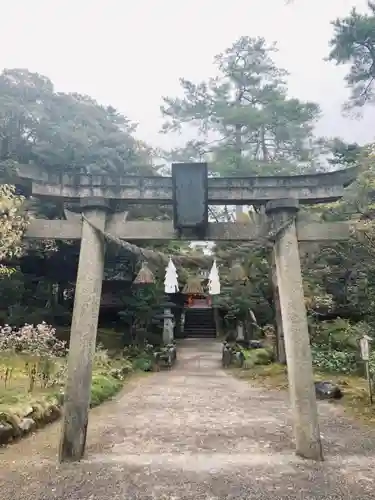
xmin=79 ymin=209 xmax=223 ymax=266
xmin=6 ymin=161 xmax=360 ymax=463
xmin=81 ymin=213 xmax=211 ymax=267
xmin=81 ymin=211 xmax=298 ymax=265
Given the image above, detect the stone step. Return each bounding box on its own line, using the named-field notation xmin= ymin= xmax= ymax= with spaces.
xmin=184 ymin=308 xmax=216 ymax=338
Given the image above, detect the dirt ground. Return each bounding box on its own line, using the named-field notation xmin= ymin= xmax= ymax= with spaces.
xmin=1 ymin=339 xmax=375 ymax=499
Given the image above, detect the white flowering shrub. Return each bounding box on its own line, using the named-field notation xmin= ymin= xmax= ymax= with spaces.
xmin=0 ymin=322 xmax=67 ymax=391
xmin=93 ymin=344 xmax=111 ymax=370
xmin=0 ymin=184 xmax=29 ymax=275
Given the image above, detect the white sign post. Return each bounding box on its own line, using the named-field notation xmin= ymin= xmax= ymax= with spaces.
xmin=360 ymin=335 xmax=373 ymax=405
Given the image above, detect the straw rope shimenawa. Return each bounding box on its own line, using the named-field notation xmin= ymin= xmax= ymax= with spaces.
xmin=81 ymin=213 xmax=298 ymax=269
xmin=81 ymin=214 xmax=214 ymax=268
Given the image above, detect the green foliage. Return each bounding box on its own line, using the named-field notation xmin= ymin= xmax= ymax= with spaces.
xmin=0 ymin=368 xmax=123 ymax=445
xmin=161 ymin=36 xmax=322 ymax=176
xmin=118 ymin=282 xmax=164 ymax=329
xmin=300 ymin=142 xmax=375 ymax=330
xmin=0 ymin=340 xmax=126 ymax=447
xmin=119 ymin=359 xmax=134 ymax=376
xmin=0 ymin=271 xmax=25 ymax=315
xmin=0 ymin=68 xmax=178 ymax=329
xmin=0 ymin=69 xmax=153 ymax=176
xmin=0 ymin=185 xmax=29 ymax=266
xmin=93 ymin=346 xmax=112 ymax=370
xmin=311 ymin=318 xmax=363 ymax=350
xmin=311 ymin=347 xmax=357 ymax=374
xmin=213 ymin=248 xmax=273 ymax=329
xmin=0 ymin=322 xmax=66 ymax=392
xmin=242 ymin=348 xmax=274 ymax=369
xmin=131 ymin=356 xmax=153 ymax=372
xmin=310 ymin=318 xmax=373 ymax=374
xmin=328 ymin=2 xmax=375 ymax=107
xmin=90 ymin=374 xmax=122 ymax=407
xmin=123 ymin=343 xmax=155 ymax=372
xmin=328 ymin=139 xmax=363 ymax=168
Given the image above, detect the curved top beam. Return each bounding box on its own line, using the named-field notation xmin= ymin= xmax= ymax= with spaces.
xmin=209 ymin=166 xmax=358 ymax=188
xmin=6 ymin=163 xmax=358 ymax=205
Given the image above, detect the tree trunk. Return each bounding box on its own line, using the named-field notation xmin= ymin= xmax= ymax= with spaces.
xmin=260 ymin=125 xmax=269 ymax=162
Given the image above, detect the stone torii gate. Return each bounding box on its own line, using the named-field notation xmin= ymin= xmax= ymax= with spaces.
xmin=12 ymin=162 xmax=357 ymax=463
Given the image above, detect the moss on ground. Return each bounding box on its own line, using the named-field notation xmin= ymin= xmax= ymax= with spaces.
xmin=0 ymin=364 xmax=134 ymax=445
xmin=90 ymin=373 xmax=123 ymax=407
xmin=242 ymin=347 xmax=274 ymax=368
xmin=234 ymin=362 xmax=375 ymax=424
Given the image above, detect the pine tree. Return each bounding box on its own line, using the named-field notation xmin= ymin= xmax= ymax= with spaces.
xmin=161 ymin=36 xmax=322 ymax=177
xmin=328 ymin=2 xmax=375 ymax=108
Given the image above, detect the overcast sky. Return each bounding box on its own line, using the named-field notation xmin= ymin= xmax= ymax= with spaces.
xmin=1 ymin=0 xmax=373 ymax=149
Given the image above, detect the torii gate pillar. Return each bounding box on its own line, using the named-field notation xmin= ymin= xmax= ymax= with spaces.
xmin=59 ymin=198 xmax=110 ymax=462
xmin=266 ymin=199 xmax=323 ymax=461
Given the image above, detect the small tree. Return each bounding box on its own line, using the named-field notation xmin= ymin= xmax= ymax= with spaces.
xmin=118 ymin=281 xmax=164 ymax=345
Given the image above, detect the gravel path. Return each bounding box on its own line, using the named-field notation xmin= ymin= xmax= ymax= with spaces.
xmin=1 ymin=339 xmax=375 ymax=499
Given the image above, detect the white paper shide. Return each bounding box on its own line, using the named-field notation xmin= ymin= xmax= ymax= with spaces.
xmin=208 ymin=259 xmax=221 ymax=295
xmin=164 ymin=258 xmax=179 ymax=294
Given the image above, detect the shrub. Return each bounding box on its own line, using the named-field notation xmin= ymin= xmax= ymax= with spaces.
xmin=311 ymin=346 xmax=357 ymax=374
xmin=312 ymin=318 xmax=371 ymax=351
xmin=48 ymin=363 xmax=67 ymax=388
xmin=0 ymin=322 xmax=67 ymax=391
xmin=243 ymin=358 xmax=255 ymax=370
xmin=122 ymin=343 xmax=156 ymax=372
xmin=0 ymin=322 xmax=66 ymax=356
xmin=132 ymin=356 xmax=152 ymax=372
xmin=241 ymin=347 xmax=274 ymax=369
xmin=123 ymin=343 xmax=153 ymax=359
xmin=253 ymin=348 xmax=274 ymax=365
xmin=310 ymin=318 xmax=374 ymax=375
xmin=120 ymin=359 xmax=134 ymax=375
xmin=90 ymin=374 xmax=122 ymax=407
xmin=93 ymin=345 xmax=111 ymax=370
